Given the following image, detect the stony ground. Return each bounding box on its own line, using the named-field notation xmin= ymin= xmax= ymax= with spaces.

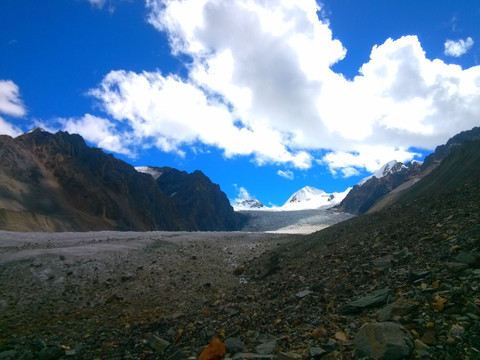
xmin=1 ymin=182 xmax=480 ymax=360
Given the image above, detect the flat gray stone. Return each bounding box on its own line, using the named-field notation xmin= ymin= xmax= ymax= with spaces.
xmin=378 ymin=297 xmax=419 ymax=321
xmin=343 ymin=288 xmax=393 ymax=313
xmin=233 ymin=354 xmax=275 ymax=359
xmin=295 ymin=290 xmax=312 ymax=298
xmin=255 ymin=339 xmax=277 ymax=355
xmin=455 ymin=251 xmax=480 ymax=268
xmin=309 ymin=347 xmax=328 ymax=359
xmin=148 ymin=334 xmax=170 ymax=354
xmin=373 ymin=255 xmax=394 ymax=269
xmin=225 ymin=337 xmax=245 ymax=354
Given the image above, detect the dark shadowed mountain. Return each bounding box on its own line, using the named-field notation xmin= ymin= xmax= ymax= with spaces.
xmin=138 ymin=166 xmax=245 ymax=231
xmin=0 ymin=129 xmax=242 ymax=231
xmin=336 ymin=127 xmax=480 ymax=215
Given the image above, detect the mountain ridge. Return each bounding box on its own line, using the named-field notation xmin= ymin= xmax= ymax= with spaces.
xmin=0 ymin=130 xmax=242 ymax=231
xmin=336 ymin=126 xmax=480 ymax=215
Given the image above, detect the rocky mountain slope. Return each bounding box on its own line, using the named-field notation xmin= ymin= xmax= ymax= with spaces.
xmin=336 ymin=126 xmax=480 ymax=215
xmin=0 ymin=129 xmax=242 ymax=231
xmin=140 ymin=166 xmax=245 ymax=231
xmin=0 ymin=133 xmax=478 ymax=359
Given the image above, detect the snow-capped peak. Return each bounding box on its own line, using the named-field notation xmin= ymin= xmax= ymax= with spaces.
xmin=285 ymin=186 xmax=326 ymax=204
xmin=135 ymin=166 xmax=163 ymax=179
xmin=233 ymin=197 xmax=266 ymax=211
xmin=280 ymin=186 xmax=351 ymax=211
xmin=358 ymin=160 xmax=406 ymax=186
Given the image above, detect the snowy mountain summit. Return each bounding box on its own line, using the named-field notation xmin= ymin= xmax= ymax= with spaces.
xmin=357 ymin=160 xmax=406 ymax=186
xmin=233 ymin=197 xmax=266 ymax=211
xmin=281 ymin=186 xmax=350 ymax=211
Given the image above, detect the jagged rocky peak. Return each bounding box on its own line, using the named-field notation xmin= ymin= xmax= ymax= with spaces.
xmin=26 ymin=127 xmax=49 ymax=134
xmin=358 ymin=160 xmax=407 ymax=186
xmin=234 ymin=197 xmax=266 ymax=210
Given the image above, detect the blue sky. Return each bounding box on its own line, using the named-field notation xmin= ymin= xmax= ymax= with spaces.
xmin=1 ymin=0 xmax=479 ymax=207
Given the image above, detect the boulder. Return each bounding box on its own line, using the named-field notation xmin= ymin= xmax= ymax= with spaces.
xmin=354 ymin=322 xmax=413 ymax=360
xmin=377 ymin=297 xmax=419 ymax=321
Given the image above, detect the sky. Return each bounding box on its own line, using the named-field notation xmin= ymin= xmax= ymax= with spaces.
xmin=1 ymin=0 xmax=479 ymax=207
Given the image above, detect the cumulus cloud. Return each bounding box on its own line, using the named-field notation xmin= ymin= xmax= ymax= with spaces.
xmin=59 ymin=114 xmax=132 ymax=155
xmin=0 ymin=80 xmax=26 ymax=117
xmin=89 ymin=69 xmax=312 ymax=167
xmin=0 ymin=117 xmax=22 ymax=137
xmin=444 ymin=37 xmax=474 ymax=57
xmin=0 ymin=80 xmax=26 ymax=137
xmin=322 ymin=145 xmax=419 ymax=177
xmin=85 ymin=0 xmax=480 ymax=176
xmin=277 ymin=170 xmax=294 ymax=180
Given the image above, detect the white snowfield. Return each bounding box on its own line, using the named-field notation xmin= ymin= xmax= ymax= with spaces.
xmin=280 ymin=186 xmax=351 ymax=211
xmin=234 ymin=186 xmax=351 ymax=212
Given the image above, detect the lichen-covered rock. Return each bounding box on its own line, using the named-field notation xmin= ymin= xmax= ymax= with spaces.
xmin=354 ymin=322 xmax=413 ymax=359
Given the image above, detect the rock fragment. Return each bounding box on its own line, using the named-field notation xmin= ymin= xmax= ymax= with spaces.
xmin=255 ymin=339 xmax=277 ymax=355
xmin=342 ymin=288 xmax=393 ymax=314
xmin=377 ymin=297 xmax=419 ymax=321
xmin=199 ymin=338 xmax=226 ymax=360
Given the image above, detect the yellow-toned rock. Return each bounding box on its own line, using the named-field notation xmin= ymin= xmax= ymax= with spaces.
xmin=430 ymin=295 xmax=447 ymax=312
xmin=199 ymin=338 xmax=226 ymax=360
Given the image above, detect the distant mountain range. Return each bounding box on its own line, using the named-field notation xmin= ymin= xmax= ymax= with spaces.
xmin=1 ymin=127 xmax=479 ymax=232
xmin=233 ymin=185 xmax=350 ymax=211
xmin=234 ymin=126 xmax=480 ymax=216
xmin=336 ymin=126 xmax=480 ymax=215
xmin=0 ymin=129 xmax=244 ymax=231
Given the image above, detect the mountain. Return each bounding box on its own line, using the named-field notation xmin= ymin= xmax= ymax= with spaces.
xmin=398 ymin=137 xmax=480 ymax=204
xmin=137 ymin=166 xmax=245 ymax=231
xmin=357 ymin=160 xmax=407 ymax=186
xmin=280 ymin=186 xmax=350 ymax=211
xmin=233 ymin=197 xmax=266 ymax=211
xmin=0 ymin=129 xmax=242 ymax=232
xmin=240 ymin=136 xmax=480 ymax=360
xmin=336 ymin=126 xmax=480 ymax=215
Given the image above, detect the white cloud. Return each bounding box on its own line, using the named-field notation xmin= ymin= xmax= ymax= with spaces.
xmin=0 ymin=80 xmax=26 ymax=136
xmin=232 ymin=185 xmax=252 ymax=204
xmin=0 ymin=80 xmax=26 ymax=117
xmin=0 ymin=117 xmax=22 ymax=137
xmin=277 ymin=169 xmax=294 ymax=180
xmin=444 ymin=37 xmax=474 ymax=57
xmin=84 ymin=1 xmax=480 ymax=176
xmin=89 ymin=69 xmax=312 ymax=167
xmin=322 ymin=145 xmax=419 ymax=177
xmin=59 ymin=114 xmax=132 ymax=155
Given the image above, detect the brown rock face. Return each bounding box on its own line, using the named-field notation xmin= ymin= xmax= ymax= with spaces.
xmin=0 ymin=129 xmax=242 ymax=231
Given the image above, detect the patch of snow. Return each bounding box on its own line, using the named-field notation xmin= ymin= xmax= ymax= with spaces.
xmin=135 ymin=166 xmax=163 ymax=179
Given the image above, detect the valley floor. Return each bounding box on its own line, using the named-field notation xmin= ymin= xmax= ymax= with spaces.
xmin=0 ymin=231 xmax=293 ymax=359
xmin=1 ymin=181 xmax=479 ymax=360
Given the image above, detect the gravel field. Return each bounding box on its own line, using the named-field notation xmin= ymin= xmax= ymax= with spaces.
xmin=0 ymin=230 xmax=293 ymax=358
